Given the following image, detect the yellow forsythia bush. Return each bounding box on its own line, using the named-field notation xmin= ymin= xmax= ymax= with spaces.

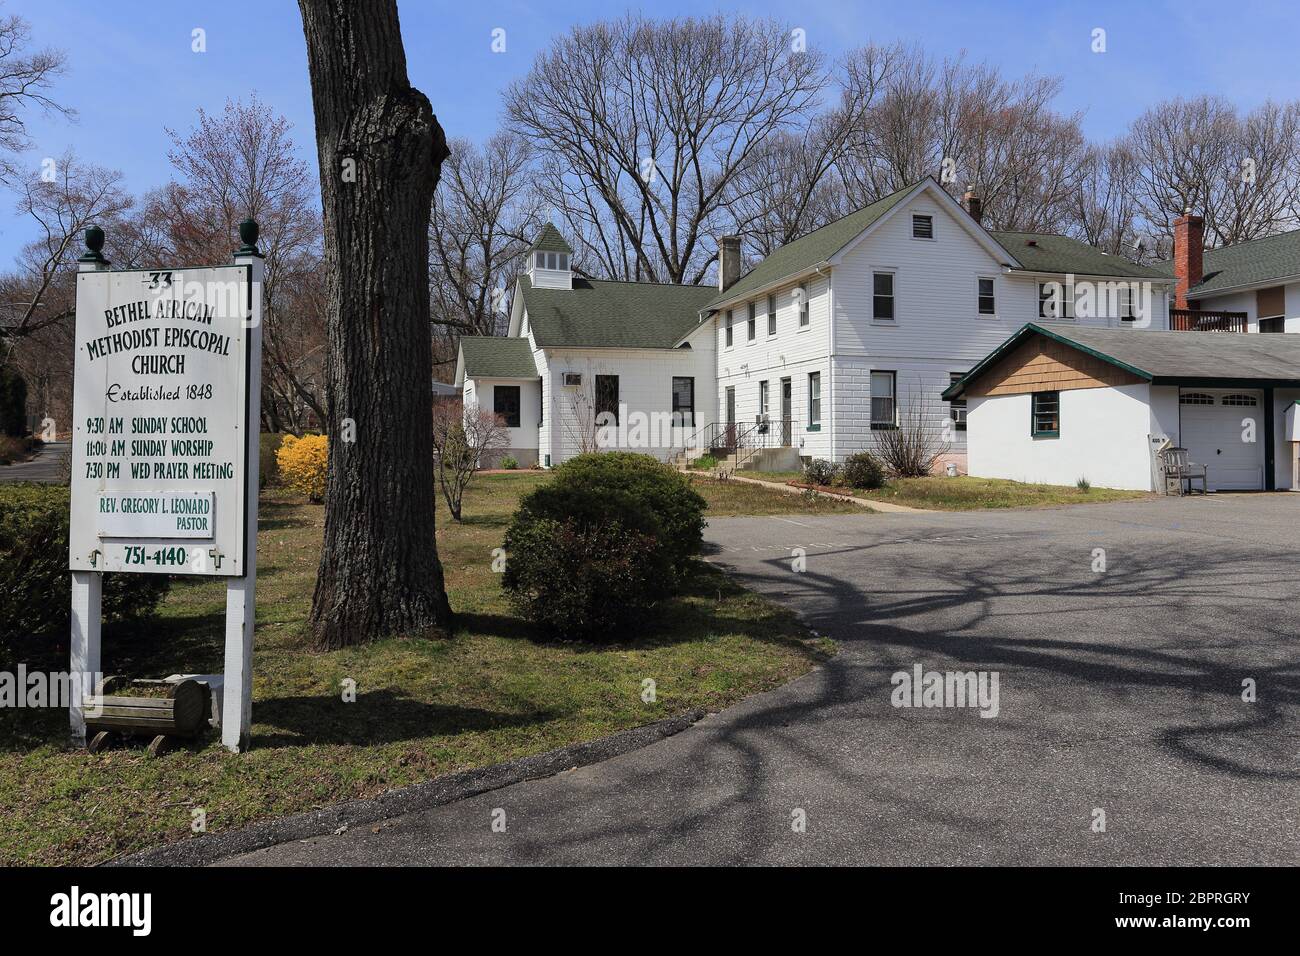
xmin=276 ymin=433 xmax=328 ymax=502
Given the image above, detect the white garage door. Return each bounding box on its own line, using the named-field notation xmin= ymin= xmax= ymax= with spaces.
xmin=1179 ymin=389 xmax=1265 ymax=490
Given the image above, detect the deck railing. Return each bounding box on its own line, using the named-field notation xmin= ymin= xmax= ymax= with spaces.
xmin=1169 ymin=309 xmax=1248 ymax=333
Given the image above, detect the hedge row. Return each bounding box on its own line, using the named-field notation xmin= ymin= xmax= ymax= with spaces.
xmin=0 ymin=485 xmax=170 ymax=652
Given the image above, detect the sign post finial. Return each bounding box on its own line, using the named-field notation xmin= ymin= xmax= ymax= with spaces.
xmin=78 ymin=224 xmax=109 ymax=266
xmin=237 ymin=217 xmax=262 ymax=258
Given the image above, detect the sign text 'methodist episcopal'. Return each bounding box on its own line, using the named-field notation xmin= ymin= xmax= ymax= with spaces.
xmin=69 ymin=268 xmax=252 ymax=576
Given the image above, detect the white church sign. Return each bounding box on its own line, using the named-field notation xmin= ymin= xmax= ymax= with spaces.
xmin=69 ymin=264 xmax=253 ymax=575
xmin=67 ymin=221 xmax=264 ymax=753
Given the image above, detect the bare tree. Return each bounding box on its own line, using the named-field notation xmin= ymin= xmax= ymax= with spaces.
xmin=298 ymin=0 xmax=453 ymax=647
xmin=871 ymin=388 xmax=950 ymax=478
xmin=154 ymin=95 xmax=327 ymax=428
xmin=0 ymin=153 xmax=129 ymax=343
xmin=563 ymin=383 xmax=602 ymax=455
xmin=0 ymin=6 xmax=73 ymax=184
xmin=835 ymin=46 xmax=1089 ymax=233
xmin=506 ymin=14 xmax=829 ymax=285
xmin=431 ymin=400 xmax=509 ymax=522
xmin=1069 ymin=142 xmax=1148 ymax=259
xmin=429 ymin=132 xmax=541 ymax=374
xmin=1123 ymin=95 xmax=1300 ymax=248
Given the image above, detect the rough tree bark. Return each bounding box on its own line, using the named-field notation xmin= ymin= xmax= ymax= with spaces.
xmin=298 ymin=0 xmax=453 ymax=647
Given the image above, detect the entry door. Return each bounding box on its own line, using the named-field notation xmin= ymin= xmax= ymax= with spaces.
xmin=780 ymin=377 xmax=792 ymax=445
xmin=1179 ymin=389 xmax=1265 ymax=490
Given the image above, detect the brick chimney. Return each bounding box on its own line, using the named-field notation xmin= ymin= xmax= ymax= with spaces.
xmin=718 ymin=235 xmax=742 ymax=292
xmin=962 ymin=189 xmax=983 ymax=225
xmin=1172 ymin=213 xmax=1204 ymax=309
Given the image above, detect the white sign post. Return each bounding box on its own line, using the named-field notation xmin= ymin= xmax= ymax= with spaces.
xmin=68 ymin=222 xmax=264 ymax=752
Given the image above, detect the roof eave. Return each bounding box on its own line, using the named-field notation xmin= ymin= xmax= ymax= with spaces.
xmin=942 ymin=322 xmax=1155 ymax=399
xmin=1189 ymin=272 xmax=1300 ymax=299
xmin=704 ymin=261 xmax=832 ymax=315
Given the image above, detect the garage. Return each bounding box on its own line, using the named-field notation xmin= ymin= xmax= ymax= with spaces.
xmin=946 ymin=324 xmax=1300 ymax=492
xmin=1178 ymin=389 xmax=1265 ymax=490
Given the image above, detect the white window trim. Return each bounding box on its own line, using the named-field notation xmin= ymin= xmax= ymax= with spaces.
xmin=872 ymin=269 xmax=898 ymax=324
xmin=976 ymin=275 xmax=998 ymax=320
xmin=766 ymin=294 xmax=778 ymax=337
xmin=797 ymin=282 xmax=811 ymax=331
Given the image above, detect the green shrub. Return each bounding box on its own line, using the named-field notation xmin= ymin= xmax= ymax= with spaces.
xmin=550 ymin=452 xmax=706 ymax=578
xmin=689 ymin=454 xmax=719 ymax=470
xmin=501 ymin=452 xmax=708 ymax=640
xmin=259 ymin=432 xmax=288 ymax=488
xmin=803 ymin=458 xmax=839 ymax=487
xmin=1076 ymin=476 xmax=1091 ymax=492
xmin=502 ymin=514 xmax=663 ymax=640
xmin=839 ymin=451 xmax=886 ymax=489
xmin=0 ymin=485 xmax=171 ymax=650
xmin=500 ymin=455 xmax=519 ymax=470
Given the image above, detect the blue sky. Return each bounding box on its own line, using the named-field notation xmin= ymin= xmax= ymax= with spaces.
xmin=3 ymin=0 xmax=1297 ymax=263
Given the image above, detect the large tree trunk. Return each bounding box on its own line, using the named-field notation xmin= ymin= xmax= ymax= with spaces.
xmin=298 ymin=0 xmax=453 ymax=648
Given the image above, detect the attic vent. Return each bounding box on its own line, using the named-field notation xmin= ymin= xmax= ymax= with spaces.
xmin=562 ymin=372 xmax=583 ymax=388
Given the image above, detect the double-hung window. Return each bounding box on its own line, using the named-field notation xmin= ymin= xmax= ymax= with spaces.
xmin=798 ymin=283 xmax=810 ymax=327
xmin=873 ymin=272 xmax=895 ymax=320
xmin=1031 ymin=391 xmax=1059 ymax=438
xmin=747 ymin=301 xmax=756 ymax=341
xmin=725 ymin=309 xmax=734 ymax=347
xmin=870 ymin=371 xmax=897 ymax=429
xmin=977 ymin=277 xmax=996 ymax=316
xmin=1038 ymin=282 xmax=1074 ymax=320
xmin=767 ymin=294 xmax=777 ymax=335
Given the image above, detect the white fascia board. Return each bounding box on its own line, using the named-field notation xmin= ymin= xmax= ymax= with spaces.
xmin=1011 ymin=269 xmax=1173 ymax=285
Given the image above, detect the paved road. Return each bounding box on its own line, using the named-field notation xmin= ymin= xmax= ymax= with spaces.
xmin=225 ymin=495 xmax=1300 ymax=866
xmin=0 ymin=441 xmax=68 ymax=483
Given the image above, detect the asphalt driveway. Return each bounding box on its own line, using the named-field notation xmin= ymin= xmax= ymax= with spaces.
xmin=224 ymin=494 xmax=1300 ymax=866
xmin=0 ymin=441 xmax=68 ymax=483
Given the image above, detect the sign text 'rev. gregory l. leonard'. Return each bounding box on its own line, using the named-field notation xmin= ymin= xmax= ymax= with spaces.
xmin=69 ymin=267 xmax=252 ymax=576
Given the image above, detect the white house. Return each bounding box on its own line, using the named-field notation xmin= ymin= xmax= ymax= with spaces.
xmin=1163 ymin=214 xmax=1300 ymax=334
xmin=457 ymin=178 xmax=1175 ymax=470
xmin=945 ymin=324 xmax=1300 ymax=491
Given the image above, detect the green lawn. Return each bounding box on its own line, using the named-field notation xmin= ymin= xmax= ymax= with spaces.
xmin=688 ymin=474 xmax=862 ymax=516
xmin=0 ymin=472 xmax=838 ymax=866
xmin=743 ymin=471 xmax=1150 ymax=510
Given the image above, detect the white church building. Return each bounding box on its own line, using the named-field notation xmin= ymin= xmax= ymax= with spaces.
xmin=456 ymin=176 xmax=1176 ymax=471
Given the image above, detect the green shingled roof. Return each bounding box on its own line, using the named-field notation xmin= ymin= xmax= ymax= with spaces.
xmin=1156 ymin=228 xmax=1300 ymax=296
xmin=519 ymin=275 xmax=716 ymax=349
xmin=945 ymin=323 xmax=1300 ymax=399
xmin=706 ymin=181 xmax=920 ymax=309
xmin=528 ymin=222 xmax=574 ymax=255
xmin=458 ymin=336 xmax=539 ymax=379
xmin=992 ymin=231 xmax=1167 ymax=279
